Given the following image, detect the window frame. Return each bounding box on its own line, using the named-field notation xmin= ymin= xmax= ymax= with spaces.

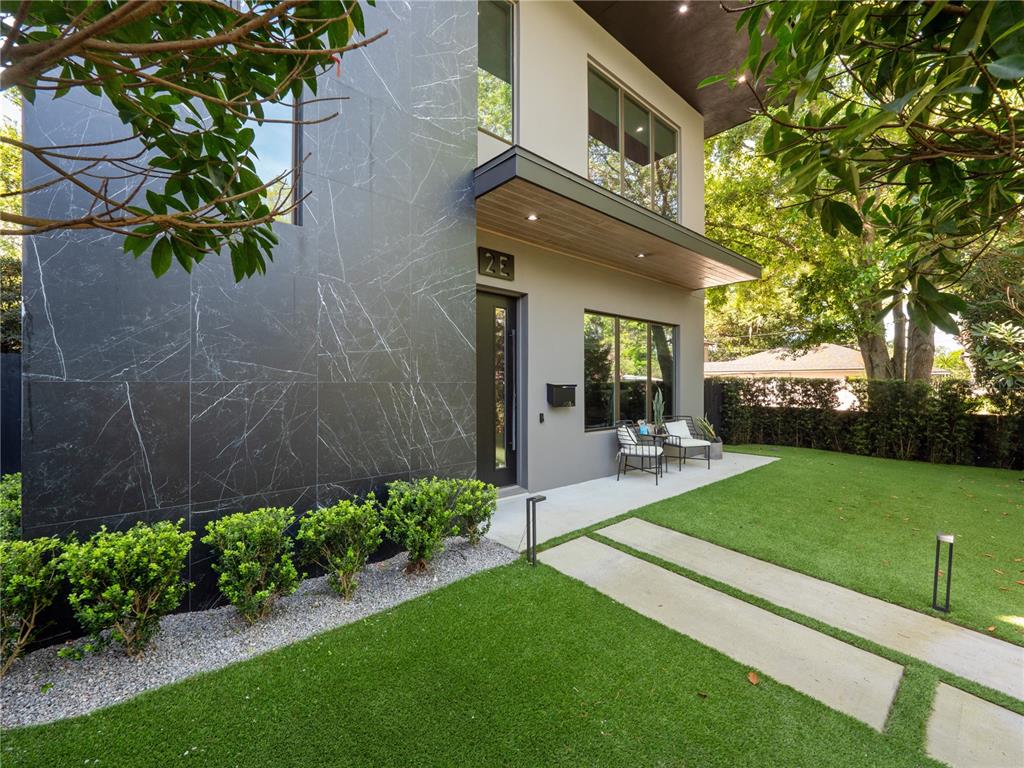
xmin=250 ymin=99 xmax=302 ymax=226
xmin=586 ymin=60 xmax=680 ymax=222
xmin=583 ymin=309 xmax=677 ymax=432
xmin=477 ymin=0 xmax=516 ymax=145
xmin=290 ymin=100 xmax=302 ymax=226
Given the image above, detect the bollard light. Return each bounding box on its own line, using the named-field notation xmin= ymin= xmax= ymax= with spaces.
xmin=525 ymin=495 xmax=546 ymax=566
xmin=932 ymin=532 xmax=954 ymax=613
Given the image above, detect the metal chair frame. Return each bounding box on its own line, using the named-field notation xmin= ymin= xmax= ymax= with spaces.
xmin=614 ymin=420 xmax=663 ymax=484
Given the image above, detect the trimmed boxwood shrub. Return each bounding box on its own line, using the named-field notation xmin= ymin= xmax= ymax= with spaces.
xmin=385 ymin=478 xmax=459 ymax=572
xmin=0 ymin=536 xmax=63 ymax=675
xmin=296 ymin=495 xmax=385 ymax=599
xmin=450 ymin=479 xmax=497 ymax=545
xmin=0 ymin=473 xmax=21 ymax=541
xmin=202 ymin=507 xmax=300 ymax=622
xmin=61 ymin=520 xmax=193 ymax=657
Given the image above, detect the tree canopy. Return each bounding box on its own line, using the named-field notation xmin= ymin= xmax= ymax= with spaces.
xmin=0 ymin=0 xmax=382 ymax=280
xmin=710 ymin=0 xmax=1024 ymax=335
xmin=957 ymin=235 xmax=1024 ymax=408
xmin=0 ymin=92 xmax=21 ymax=353
xmin=705 ymin=115 xmax=941 ymax=381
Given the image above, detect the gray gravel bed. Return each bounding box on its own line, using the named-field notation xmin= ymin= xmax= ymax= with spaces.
xmin=1 ymin=537 xmax=517 ymax=729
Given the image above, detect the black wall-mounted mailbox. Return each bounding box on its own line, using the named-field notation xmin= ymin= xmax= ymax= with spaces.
xmin=546 ymin=383 xmax=577 ymax=407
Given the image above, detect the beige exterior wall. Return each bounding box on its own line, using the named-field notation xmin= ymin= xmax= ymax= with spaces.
xmin=478 ymin=0 xmax=706 ymax=232
xmin=478 ymin=231 xmax=705 ymax=491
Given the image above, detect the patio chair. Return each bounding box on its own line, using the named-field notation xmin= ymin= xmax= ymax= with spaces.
xmin=663 ymin=416 xmax=711 ymax=470
xmin=615 ymin=422 xmax=663 ymax=484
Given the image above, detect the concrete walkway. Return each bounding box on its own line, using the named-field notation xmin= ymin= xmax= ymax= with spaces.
xmin=926 ymin=684 xmax=1024 ymax=768
xmin=599 ymin=518 xmax=1024 ymax=701
xmin=540 ymin=536 xmax=903 ymax=731
xmin=487 ymin=452 xmax=776 ymax=551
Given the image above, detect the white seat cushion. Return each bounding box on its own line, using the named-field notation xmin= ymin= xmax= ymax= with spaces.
xmin=667 ymin=437 xmax=710 ymax=448
xmin=665 ymin=420 xmax=692 ymax=439
xmin=616 ymin=425 xmax=637 ymax=446
xmin=620 ymin=445 xmax=663 ymax=457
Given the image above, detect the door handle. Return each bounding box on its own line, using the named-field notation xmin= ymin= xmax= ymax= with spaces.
xmin=509 ymin=328 xmax=516 ymax=453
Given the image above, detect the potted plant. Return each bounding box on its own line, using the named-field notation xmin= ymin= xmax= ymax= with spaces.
xmin=697 ymin=414 xmax=724 ymax=460
xmin=652 ymin=388 xmax=666 ymax=434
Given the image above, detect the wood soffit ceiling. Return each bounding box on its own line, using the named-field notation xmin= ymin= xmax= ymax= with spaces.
xmin=576 ymin=1 xmax=766 ymax=137
xmin=475 ymin=148 xmax=761 ymax=291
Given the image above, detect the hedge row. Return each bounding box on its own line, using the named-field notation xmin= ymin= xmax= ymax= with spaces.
xmin=716 ymin=377 xmax=1023 ymax=470
xmin=0 ymin=476 xmax=497 ymax=673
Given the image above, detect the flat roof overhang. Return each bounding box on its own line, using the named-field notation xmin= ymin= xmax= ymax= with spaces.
xmin=475 ymin=147 xmax=761 ymax=290
xmin=576 ymin=1 xmax=768 ymax=137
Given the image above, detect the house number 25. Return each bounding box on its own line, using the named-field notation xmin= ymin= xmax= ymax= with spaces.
xmin=478 ymin=248 xmax=514 ymax=281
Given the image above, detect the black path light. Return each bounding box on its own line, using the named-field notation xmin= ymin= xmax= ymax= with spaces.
xmin=525 ymin=495 xmax=546 ymax=566
xmin=932 ymin=532 xmax=955 ymax=613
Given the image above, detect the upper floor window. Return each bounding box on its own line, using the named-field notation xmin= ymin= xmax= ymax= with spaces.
xmin=478 ymin=0 xmax=513 ymax=142
xmin=587 ymin=67 xmax=678 ymax=221
xmin=252 ymin=100 xmax=299 ymax=224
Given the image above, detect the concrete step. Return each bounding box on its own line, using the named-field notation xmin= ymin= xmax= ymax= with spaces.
xmin=540 ymin=536 xmax=903 ymax=731
xmin=926 ymin=683 xmax=1024 ymax=768
xmin=599 ymin=517 xmax=1024 ymax=701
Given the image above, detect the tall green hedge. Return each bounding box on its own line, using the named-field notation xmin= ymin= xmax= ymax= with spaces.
xmin=716 ymin=377 xmax=1022 ymax=469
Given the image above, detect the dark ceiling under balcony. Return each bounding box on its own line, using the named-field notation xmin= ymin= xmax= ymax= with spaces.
xmin=576 ymin=1 xmax=765 ymax=137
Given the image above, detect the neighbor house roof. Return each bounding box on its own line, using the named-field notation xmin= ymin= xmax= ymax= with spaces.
xmin=704 ymin=344 xmax=949 ymax=377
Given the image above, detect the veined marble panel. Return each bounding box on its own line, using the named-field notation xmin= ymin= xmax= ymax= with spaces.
xmin=19 ymin=0 xmax=480 ymax=619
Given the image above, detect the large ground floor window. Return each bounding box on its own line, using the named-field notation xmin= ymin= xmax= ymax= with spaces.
xmin=584 ymin=311 xmax=675 ymax=430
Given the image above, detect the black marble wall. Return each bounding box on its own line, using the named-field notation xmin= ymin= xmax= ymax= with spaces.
xmin=20 ymin=2 xmax=477 ymax=609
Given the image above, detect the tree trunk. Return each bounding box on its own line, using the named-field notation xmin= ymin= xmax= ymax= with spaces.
xmin=854 ymin=196 xmax=895 ymax=381
xmin=892 ymin=298 xmax=907 ymax=380
xmin=858 ymin=332 xmax=892 ymax=380
xmin=906 ymin=319 xmax=935 ymax=381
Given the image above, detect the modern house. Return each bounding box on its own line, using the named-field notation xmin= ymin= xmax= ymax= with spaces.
xmin=18 ymin=1 xmax=760 ymax=607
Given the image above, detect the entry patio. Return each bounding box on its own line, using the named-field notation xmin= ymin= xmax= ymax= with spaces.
xmin=486 ymin=451 xmax=777 ymax=551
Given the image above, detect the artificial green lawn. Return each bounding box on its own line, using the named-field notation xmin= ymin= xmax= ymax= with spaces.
xmin=3 ymin=564 xmax=942 ymax=768
xmin=632 ymin=446 xmax=1024 ymax=646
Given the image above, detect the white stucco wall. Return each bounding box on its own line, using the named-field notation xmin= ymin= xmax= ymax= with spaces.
xmin=477 ymin=0 xmax=705 ymax=232
xmin=474 ymin=0 xmax=708 ymax=491
xmin=477 ymin=232 xmax=705 ymax=492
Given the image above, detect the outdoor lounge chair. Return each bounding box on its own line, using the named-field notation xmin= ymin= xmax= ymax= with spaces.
xmin=615 ymin=422 xmax=663 ymax=484
xmin=663 ymin=416 xmax=711 ymax=470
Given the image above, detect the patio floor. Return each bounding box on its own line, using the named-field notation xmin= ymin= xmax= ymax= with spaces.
xmin=486 ymin=451 xmax=777 ymax=551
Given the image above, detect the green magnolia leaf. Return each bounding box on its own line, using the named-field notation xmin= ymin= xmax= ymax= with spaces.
xmin=986 ymin=54 xmax=1024 ymax=80
xmin=123 ymin=233 xmax=155 ymax=258
xmin=882 ymin=89 xmax=919 ymax=113
xmin=145 ymin=190 xmax=167 ymax=215
xmin=150 ymin=238 xmax=173 ymax=277
xmin=831 ymin=201 xmax=863 ymax=237
xmin=698 ymin=72 xmax=734 ymax=89
xmin=819 ymin=200 xmax=838 ymax=237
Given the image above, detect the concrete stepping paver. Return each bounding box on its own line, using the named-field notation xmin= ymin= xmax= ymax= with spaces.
xmin=539 ymin=536 xmax=903 ymax=731
xmin=599 ymin=518 xmax=1024 ymax=701
xmin=926 ymin=683 xmax=1024 ymax=768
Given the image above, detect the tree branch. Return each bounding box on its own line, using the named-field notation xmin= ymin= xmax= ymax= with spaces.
xmin=1 ymin=1 xmax=164 ymax=90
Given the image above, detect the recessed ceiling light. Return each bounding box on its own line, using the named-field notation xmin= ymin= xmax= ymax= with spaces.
xmin=526 ymin=213 xmax=539 ymax=221
xmin=678 ymin=3 xmax=689 ymax=13
xmin=737 ymin=73 xmax=747 ymax=84
xmin=636 ymin=252 xmax=646 ymax=259
xmin=636 ymin=126 xmax=644 ymax=132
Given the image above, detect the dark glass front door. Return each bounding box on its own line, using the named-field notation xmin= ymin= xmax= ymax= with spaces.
xmin=476 ymin=292 xmax=517 ymax=487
